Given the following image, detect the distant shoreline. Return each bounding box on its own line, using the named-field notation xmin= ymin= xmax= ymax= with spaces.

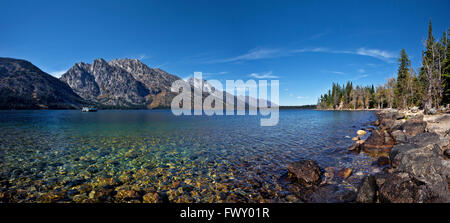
xmin=0 ymin=107 xmax=389 ymax=111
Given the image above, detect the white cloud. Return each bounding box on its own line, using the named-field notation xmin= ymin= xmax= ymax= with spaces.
xmin=351 ymin=74 xmax=369 ymax=81
xmin=293 ymin=47 xmax=329 ymax=53
xmin=357 ymin=69 xmax=366 ymax=73
xmin=210 ymin=48 xmax=283 ymax=63
xmin=248 ymin=71 xmax=279 ymax=79
xmin=204 ymin=46 xmax=396 ymax=64
xmin=296 ymin=96 xmax=309 ymax=100
xmin=294 ymin=47 xmax=396 ymax=62
xmin=355 ymin=48 xmax=395 ymax=61
xmin=204 ymin=71 xmax=228 ymax=76
xmin=229 ymin=48 xmax=280 ymax=61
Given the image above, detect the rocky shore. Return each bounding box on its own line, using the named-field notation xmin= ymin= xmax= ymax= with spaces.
xmin=286 ymin=109 xmax=450 ymax=203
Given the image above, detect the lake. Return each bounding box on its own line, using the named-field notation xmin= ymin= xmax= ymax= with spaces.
xmin=0 ymin=110 xmax=377 ymax=202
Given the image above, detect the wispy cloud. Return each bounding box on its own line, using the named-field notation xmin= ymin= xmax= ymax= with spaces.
xmin=210 ymin=48 xmax=283 ymax=63
xmin=204 ymin=71 xmax=228 ymax=76
xmin=355 ymin=48 xmax=395 ymax=61
xmin=296 ymin=96 xmax=309 ymax=100
xmin=357 ymin=68 xmax=366 ymax=73
xmin=293 ymin=47 xmax=330 ymax=53
xmin=293 ymin=47 xmax=396 ymax=62
xmin=138 ymin=53 xmax=149 ymax=60
xmin=248 ymin=71 xmax=279 ymax=79
xmin=351 ymin=74 xmax=369 ymax=81
xmin=321 ymin=70 xmax=346 ymax=75
xmin=324 ymin=70 xmax=346 ymax=75
xmin=202 ymin=46 xmax=396 ymax=64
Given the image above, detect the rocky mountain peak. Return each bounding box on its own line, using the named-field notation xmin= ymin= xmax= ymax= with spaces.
xmin=60 ymin=58 xmax=181 ymax=108
xmin=0 ymin=57 xmax=84 ymax=109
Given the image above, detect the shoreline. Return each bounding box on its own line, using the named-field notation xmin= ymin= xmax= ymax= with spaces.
xmin=285 ymin=108 xmax=450 ymax=203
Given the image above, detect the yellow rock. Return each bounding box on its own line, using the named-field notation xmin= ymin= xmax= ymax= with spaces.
xmin=337 ymin=168 xmax=353 ymax=179
xmin=357 ymin=130 xmax=367 ymax=136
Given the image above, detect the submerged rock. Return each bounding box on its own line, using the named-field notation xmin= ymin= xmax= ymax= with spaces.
xmin=143 ymin=192 xmax=168 ymax=203
xmin=308 ymin=184 xmax=356 ymax=203
xmin=287 ymin=160 xmax=322 ymax=185
xmin=321 ymin=167 xmax=335 ymax=185
xmin=362 ymin=129 xmax=395 ymax=156
xmin=348 ymin=140 xmax=364 ymax=154
xmin=336 ymin=168 xmax=353 ymax=179
xmin=375 ymin=156 xmax=390 ymax=167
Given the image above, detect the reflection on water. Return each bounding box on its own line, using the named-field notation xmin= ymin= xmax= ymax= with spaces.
xmin=0 ymin=110 xmax=376 ymax=203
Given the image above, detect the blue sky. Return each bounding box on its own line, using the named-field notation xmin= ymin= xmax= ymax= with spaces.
xmin=1 ymin=0 xmax=449 ymax=105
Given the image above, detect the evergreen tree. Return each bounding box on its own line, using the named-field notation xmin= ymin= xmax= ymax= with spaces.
xmin=442 ymin=29 xmax=450 ymax=105
xmin=420 ymin=20 xmax=444 ymax=113
xmin=396 ymin=49 xmax=411 ymax=109
xmin=317 ymin=21 xmax=449 ymax=111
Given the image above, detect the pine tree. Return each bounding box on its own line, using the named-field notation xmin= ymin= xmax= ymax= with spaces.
xmin=442 ymin=29 xmax=450 ymax=105
xmin=396 ymin=49 xmax=411 ymax=109
xmin=421 ymin=20 xmax=444 ymax=113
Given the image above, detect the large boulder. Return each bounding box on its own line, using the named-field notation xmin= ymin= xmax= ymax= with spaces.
xmin=389 ymin=143 xmax=421 ymax=167
xmin=379 ymin=171 xmax=448 ymax=203
xmin=362 ymin=129 xmax=395 ymax=156
xmin=356 ymin=175 xmax=378 ymax=203
xmin=385 ymin=142 xmax=450 ymax=203
xmin=287 ymin=160 xmax=323 ymax=185
xmin=377 ymin=110 xmax=405 ymax=121
xmin=408 ymin=132 xmax=442 ymax=147
xmin=400 ymin=120 xmax=427 ymax=136
xmin=392 ymin=144 xmax=448 ymax=181
xmin=391 ymin=130 xmax=408 ymax=144
xmin=426 ymin=114 xmax=450 ymax=138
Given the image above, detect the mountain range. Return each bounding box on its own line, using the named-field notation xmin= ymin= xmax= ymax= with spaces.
xmin=0 ymin=58 xmax=84 ymax=109
xmin=0 ymin=57 xmax=269 ymax=110
xmin=60 ymin=58 xmax=181 ymax=108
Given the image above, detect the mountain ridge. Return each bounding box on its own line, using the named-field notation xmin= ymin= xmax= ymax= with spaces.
xmin=0 ymin=57 xmax=274 ymax=110
xmin=0 ymin=57 xmax=85 ymax=109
